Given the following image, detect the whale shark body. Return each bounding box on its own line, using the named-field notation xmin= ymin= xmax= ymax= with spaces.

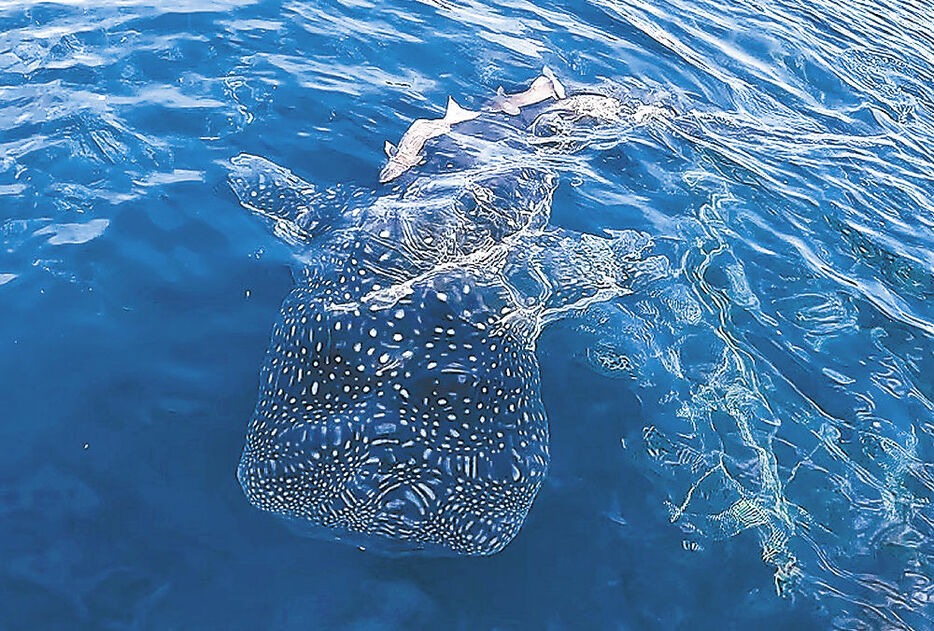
xmin=230 ymin=70 xmax=675 ymax=556
xmin=223 ymin=69 xmax=921 ymax=629
xmin=230 ymin=145 xmax=667 ymax=555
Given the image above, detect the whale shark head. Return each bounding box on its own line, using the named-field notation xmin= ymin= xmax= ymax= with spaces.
xmin=236 ymin=265 xmax=550 ymax=556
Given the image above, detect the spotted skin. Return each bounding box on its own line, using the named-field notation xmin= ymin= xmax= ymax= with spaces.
xmin=238 ymin=264 xmax=549 ymax=555
xmin=230 ymin=151 xmax=662 ymax=556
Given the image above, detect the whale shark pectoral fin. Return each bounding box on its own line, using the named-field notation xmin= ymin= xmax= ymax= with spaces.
xmin=542 ymin=66 xmax=566 ymax=99
xmin=444 ymin=96 xmax=481 ymax=125
xmin=384 ymin=141 xmax=398 ymax=158
xmin=227 ymin=153 xmax=344 ymax=246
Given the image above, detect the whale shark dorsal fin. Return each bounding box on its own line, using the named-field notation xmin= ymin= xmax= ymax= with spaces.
xmin=542 ymin=65 xmax=566 ymax=99
xmin=496 ymin=85 xmax=505 ymax=96
xmin=444 ymin=96 xmax=480 ymax=124
xmin=383 ymin=140 xmax=397 ymax=158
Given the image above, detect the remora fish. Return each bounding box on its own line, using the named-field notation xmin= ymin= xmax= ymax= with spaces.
xmin=491 ymin=66 xmax=567 ymax=115
xmin=379 ymin=97 xmax=480 ymax=183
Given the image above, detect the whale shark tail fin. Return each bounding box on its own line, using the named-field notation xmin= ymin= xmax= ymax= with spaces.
xmin=542 ymin=66 xmax=566 ymax=99
xmin=444 ymin=96 xmax=480 ymax=125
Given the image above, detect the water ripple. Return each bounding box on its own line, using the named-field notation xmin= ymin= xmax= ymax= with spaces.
xmin=2 ymin=0 xmax=934 ymax=628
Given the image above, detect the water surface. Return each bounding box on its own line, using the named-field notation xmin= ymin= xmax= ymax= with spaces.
xmin=2 ymin=0 xmax=934 ymax=628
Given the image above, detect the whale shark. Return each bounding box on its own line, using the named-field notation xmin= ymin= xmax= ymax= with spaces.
xmin=491 ymin=66 xmax=566 ymax=116
xmin=379 ymin=97 xmax=480 ymax=184
xmin=229 ymin=132 xmax=669 ymax=555
xmin=228 ymin=66 xmax=682 ymax=556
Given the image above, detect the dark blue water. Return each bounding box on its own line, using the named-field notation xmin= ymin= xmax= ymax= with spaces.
xmin=3 ymin=0 xmax=934 ymax=629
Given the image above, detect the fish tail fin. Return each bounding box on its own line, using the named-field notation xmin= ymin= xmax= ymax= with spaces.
xmin=542 ymin=65 xmax=566 ymax=99
xmin=445 ymin=96 xmax=480 ymax=124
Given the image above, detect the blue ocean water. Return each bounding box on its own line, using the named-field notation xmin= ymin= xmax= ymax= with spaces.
xmin=2 ymin=0 xmax=934 ymax=628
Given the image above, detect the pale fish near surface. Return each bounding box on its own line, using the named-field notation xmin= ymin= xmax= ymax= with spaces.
xmin=379 ymin=96 xmax=480 ymax=183
xmin=490 ymin=66 xmax=566 ymax=115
